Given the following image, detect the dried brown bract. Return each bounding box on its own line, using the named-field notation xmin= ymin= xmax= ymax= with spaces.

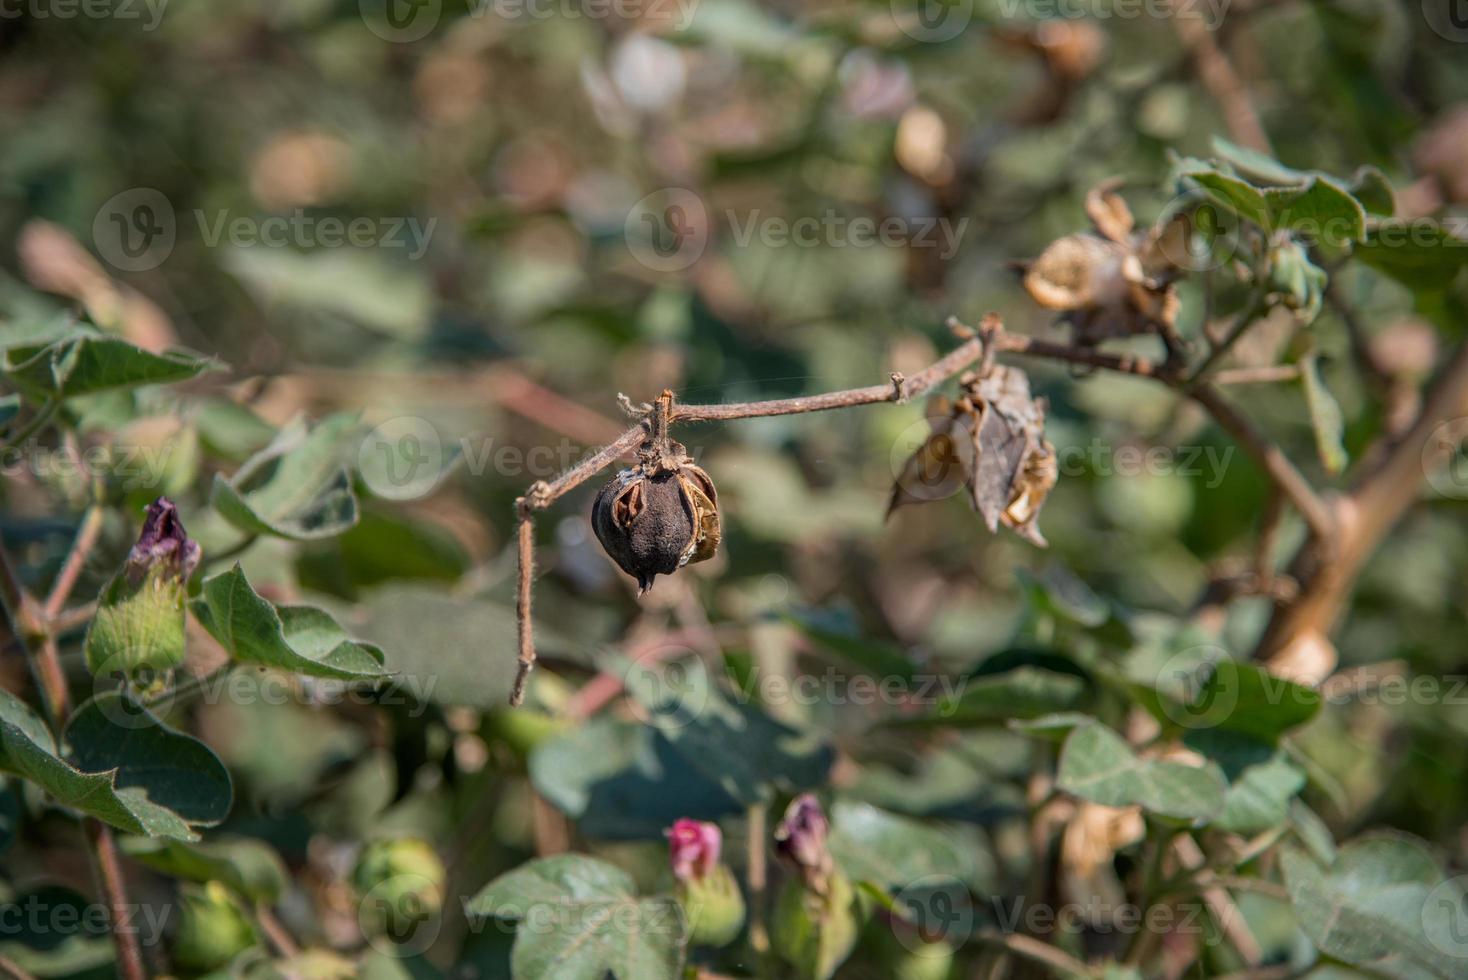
xmin=592 ymin=393 xmax=720 ymax=594
xmin=889 ymin=364 xmax=1056 ymax=546
xmin=1018 ymin=180 xmax=1189 ymax=350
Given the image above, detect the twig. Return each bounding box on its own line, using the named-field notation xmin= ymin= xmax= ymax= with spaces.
xmin=977 ymin=931 xmax=1092 ymax=978
xmin=45 ymin=503 xmax=104 ymax=620
xmin=254 ymin=904 xmax=300 ymax=958
xmin=746 ymin=803 xmax=770 ymax=960
xmin=1171 ymin=1 xmax=1272 ymax=155
xmin=1213 ymin=364 xmax=1301 ymax=385
xmin=0 ymin=953 xmax=40 ymax=980
xmin=1189 ymin=385 xmax=1334 ymax=539
xmin=84 ymin=818 xmax=147 ymax=980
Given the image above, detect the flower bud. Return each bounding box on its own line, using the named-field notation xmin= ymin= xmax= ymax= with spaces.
xmin=775 ymin=794 xmax=834 ymax=894
xmin=772 ymin=865 xmax=859 ymax=980
xmin=173 ymin=881 xmax=257 ymax=971
xmin=84 ymin=497 xmax=199 ymax=681
xmin=667 ymin=819 xmax=745 ymax=947
xmin=592 ymin=439 xmax=719 ymax=595
xmin=668 ymin=818 xmax=721 ymax=882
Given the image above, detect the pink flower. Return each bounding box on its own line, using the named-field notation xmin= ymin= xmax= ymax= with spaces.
xmin=667 ymin=819 xmax=721 ymax=882
xmin=775 ymin=794 xmax=835 ymax=893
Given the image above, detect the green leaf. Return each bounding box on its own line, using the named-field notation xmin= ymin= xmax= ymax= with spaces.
xmin=1282 ymin=833 xmax=1468 ymax=979
xmin=620 ymin=656 xmax=833 ymax=805
xmin=1263 ymin=177 xmax=1366 ymax=244
xmin=787 ymin=612 xmax=915 ymax=682
xmin=528 ymin=717 xmax=740 ymax=839
xmin=1355 ymin=221 xmax=1468 ymax=290
xmin=192 ymin=565 xmax=389 ymax=680
xmin=1 ymin=331 xmax=218 ymax=401
xmin=0 ymin=689 xmax=202 ymax=840
xmin=1186 ymin=170 xmax=1271 ymax=227
xmin=1186 ymin=731 xmax=1307 ymax=834
xmin=466 ymin=855 xmax=687 ymax=980
xmin=827 ymin=801 xmax=991 ymax=893
xmin=1347 ymin=166 xmax=1396 ymax=217
xmin=65 ymin=692 xmax=232 ymax=826
xmin=1210 ymin=137 xmax=1307 ymax=185
xmin=1136 ymin=653 xmax=1320 ymax=744
xmin=0 ymin=394 xmax=19 ymax=426
xmin=296 ymin=509 xmax=469 ymax=597
xmin=121 ymin=836 xmax=289 ymax=902
xmin=1057 ymin=722 xmax=1226 ymax=821
xmin=211 ymin=413 xmax=360 ymax=541
xmin=1300 ymin=353 xmax=1348 ymax=475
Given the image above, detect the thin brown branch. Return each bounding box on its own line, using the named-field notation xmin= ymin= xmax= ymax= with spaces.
xmin=1189 ymin=384 xmax=1335 ymax=539
xmin=977 ymin=931 xmax=1092 ymax=978
xmin=1213 ymin=364 xmax=1301 ymax=385
xmin=254 ymin=904 xmax=300 ymax=959
xmin=45 ymin=503 xmax=104 ymax=621
xmin=746 ymin=802 xmax=770 ymax=957
xmin=1171 ymin=2 xmax=1272 ymax=155
xmin=85 ymin=818 xmax=146 ymax=980
xmin=510 ymin=505 xmax=537 ymax=707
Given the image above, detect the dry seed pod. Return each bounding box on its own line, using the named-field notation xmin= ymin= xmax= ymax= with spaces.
xmin=888 ymin=365 xmax=1056 ymax=547
xmin=592 ymin=431 xmax=720 ymax=595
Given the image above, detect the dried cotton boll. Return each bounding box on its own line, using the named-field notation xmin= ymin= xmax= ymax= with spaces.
xmin=592 ymin=427 xmax=720 ymax=594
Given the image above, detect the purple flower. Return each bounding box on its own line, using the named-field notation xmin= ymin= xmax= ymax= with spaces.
xmin=667 ymin=819 xmax=721 ymax=882
xmin=127 ymin=497 xmax=201 ymax=584
xmin=774 ymin=794 xmax=833 ymax=891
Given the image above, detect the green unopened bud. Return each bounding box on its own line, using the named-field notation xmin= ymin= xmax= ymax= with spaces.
xmin=676 ymin=862 xmax=746 ymax=948
xmin=173 ymin=881 xmax=256 ymax=971
xmin=84 ymin=497 xmax=199 ymax=682
xmin=352 ymin=837 xmax=445 ymax=939
xmin=772 ymin=870 xmax=860 ymax=980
